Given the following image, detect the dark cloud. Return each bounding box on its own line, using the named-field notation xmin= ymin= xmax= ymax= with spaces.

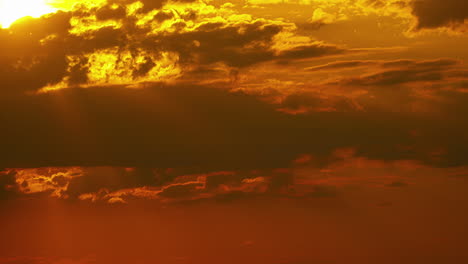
xmin=107 ymin=0 xmax=180 ymax=14
xmin=305 ymin=59 xmax=460 ymax=74
xmin=68 ymin=58 xmax=90 ymax=85
xmin=346 ymin=69 xmax=444 ymax=86
xmin=66 ymin=167 xmax=161 ymax=198
xmin=297 ymin=21 xmax=327 ymax=31
xmin=95 ymin=5 xmax=127 ymax=21
xmin=381 ymin=59 xmax=459 ymax=69
xmin=411 ymin=0 xmax=468 ymax=30
xmin=0 ymin=12 xmax=72 ymax=94
xmin=248 ymin=59 xmax=466 ymax=117
xmin=205 ymin=172 xmax=242 ymax=190
xmin=0 ymin=82 xmax=467 ymax=171
xmin=146 ymin=22 xmax=344 ymax=68
xmin=278 ymin=91 xmax=359 ymax=113
xmin=151 ymin=21 xmax=282 ymax=67
xmin=0 ymin=170 xmax=18 ymax=200
xmin=158 ymin=182 xmax=204 ymax=199
xmin=277 ymin=43 xmax=344 ymax=61
xmin=336 ymin=59 xmax=461 ymax=86
xmin=0 ymin=84 xmax=386 ymax=169
xmin=153 ymin=10 xmax=174 ymax=23
xmin=305 ymin=60 xmax=376 ymax=71
xmin=68 ymin=26 xmax=127 ymax=53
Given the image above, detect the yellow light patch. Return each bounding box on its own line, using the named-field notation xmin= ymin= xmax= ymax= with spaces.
xmin=40 ymin=48 xmax=182 ymax=92
xmin=86 ymin=48 xmax=182 ymax=86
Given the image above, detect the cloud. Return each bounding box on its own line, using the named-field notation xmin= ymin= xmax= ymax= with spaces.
xmin=1 ymin=74 xmax=468 ymax=173
xmin=8 ymin=148 xmax=468 ymax=204
xmin=66 ymin=167 xmax=163 ymax=198
xmin=0 ymin=12 xmax=71 ymax=94
xmin=238 ymin=58 xmax=466 ymax=115
xmin=337 ymin=59 xmax=460 ymax=86
xmin=305 ymin=60 xmax=377 ymax=71
xmin=0 ymin=1 xmax=346 ymax=94
xmin=0 ymin=170 xmax=18 ymax=200
xmin=276 ymin=91 xmax=360 ymax=114
xmin=411 ymin=0 xmax=468 ymax=31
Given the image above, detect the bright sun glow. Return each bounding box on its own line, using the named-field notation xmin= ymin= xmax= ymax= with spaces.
xmin=0 ymin=0 xmax=57 ymax=28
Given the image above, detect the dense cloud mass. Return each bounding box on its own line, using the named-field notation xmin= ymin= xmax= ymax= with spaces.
xmin=0 ymin=81 xmax=467 ymax=170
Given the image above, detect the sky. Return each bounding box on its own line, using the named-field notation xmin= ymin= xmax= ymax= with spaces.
xmin=0 ymin=0 xmax=467 ymax=263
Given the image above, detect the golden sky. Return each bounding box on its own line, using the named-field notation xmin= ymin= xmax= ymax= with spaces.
xmin=0 ymin=0 xmax=468 ymax=263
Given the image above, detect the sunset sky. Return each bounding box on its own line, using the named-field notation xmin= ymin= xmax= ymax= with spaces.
xmin=0 ymin=0 xmax=467 ymax=263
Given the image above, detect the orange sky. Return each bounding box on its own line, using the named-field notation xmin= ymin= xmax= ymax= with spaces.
xmin=0 ymin=0 xmax=467 ymax=263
